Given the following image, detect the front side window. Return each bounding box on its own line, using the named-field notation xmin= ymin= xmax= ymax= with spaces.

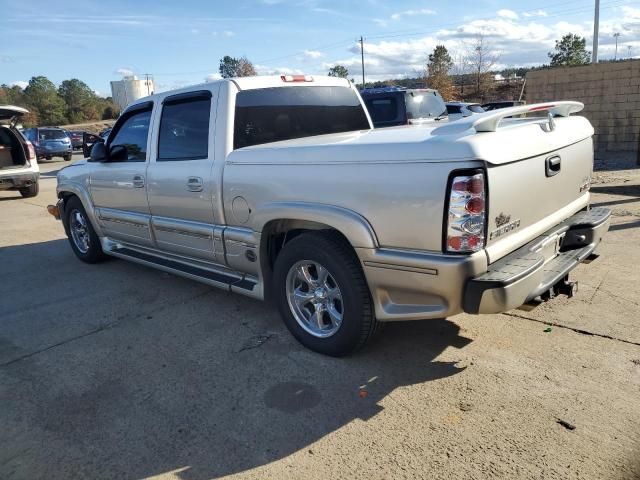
xmin=109 ymin=109 xmax=151 ymax=162
xmin=234 ymin=86 xmax=370 ymax=149
xmin=447 ymin=105 xmax=461 ymax=115
xmin=158 ymin=94 xmax=211 ymax=161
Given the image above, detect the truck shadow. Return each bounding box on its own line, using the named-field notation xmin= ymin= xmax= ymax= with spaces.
xmin=0 ymin=239 xmax=472 ymax=479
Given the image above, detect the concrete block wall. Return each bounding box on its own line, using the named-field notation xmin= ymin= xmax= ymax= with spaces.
xmin=526 ymin=60 xmax=640 ymax=165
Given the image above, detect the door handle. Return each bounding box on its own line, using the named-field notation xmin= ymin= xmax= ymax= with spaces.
xmin=132 ymin=175 xmax=145 ymax=188
xmin=187 ymin=176 xmax=203 ymax=192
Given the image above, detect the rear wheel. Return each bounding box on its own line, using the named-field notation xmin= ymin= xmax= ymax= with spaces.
xmin=273 ymin=231 xmax=377 ymax=356
xmin=63 ymin=153 xmax=72 ymax=161
xmin=65 ymin=196 xmax=107 ymax=263
xmin=19 ymin=182 xmax=39 ymax=198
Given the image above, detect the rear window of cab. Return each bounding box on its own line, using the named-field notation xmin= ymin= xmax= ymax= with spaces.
xmin=233 ymin=86 xmax=370 ymax=149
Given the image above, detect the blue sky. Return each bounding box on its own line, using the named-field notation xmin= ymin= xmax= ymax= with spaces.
xmin=1 ymin=0 xmax=639 ymax=96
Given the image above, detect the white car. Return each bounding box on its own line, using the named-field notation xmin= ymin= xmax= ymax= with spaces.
xmin=0 ymin=106 xmax=39 ymax=198
xmin=446 ymin=102 xmax=485 ymax=121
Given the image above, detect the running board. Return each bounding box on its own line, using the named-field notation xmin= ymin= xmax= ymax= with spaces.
xmin=109 ymin=246 xmax=256 ymax=292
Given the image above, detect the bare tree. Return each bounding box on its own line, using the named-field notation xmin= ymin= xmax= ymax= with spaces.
xmin=465 ymin=35 xmax=499 ymax=101
xmin=450 ymin=51 xmax=468 ymax=98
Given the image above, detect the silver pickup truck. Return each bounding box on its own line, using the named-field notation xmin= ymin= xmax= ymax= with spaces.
xmin=50 ymin=75 xmax=611 ymax=356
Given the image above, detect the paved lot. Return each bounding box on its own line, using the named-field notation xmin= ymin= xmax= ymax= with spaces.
xmin=1 ymin=155 xmax=639 ymax=480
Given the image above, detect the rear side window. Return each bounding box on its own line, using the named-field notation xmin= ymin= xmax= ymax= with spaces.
xmin=447 ymin=105 xmax=461 ymax=114
xmin=365 ymin=97 xmax=399 ymax=123
xmin=234 ymin=86 xmax=370 ymax=149
xmin=158 ymin=92 xmax=211 ymax=161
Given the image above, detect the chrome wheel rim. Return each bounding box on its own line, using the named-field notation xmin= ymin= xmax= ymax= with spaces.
xmin=285 ymin=260 xmax=344 ymax=338
xmin=69 ymin=209 xmax=90 ymax=254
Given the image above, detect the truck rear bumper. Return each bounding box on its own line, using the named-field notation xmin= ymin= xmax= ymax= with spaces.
xmin=463 ymin=207 xmax=611 ymax=314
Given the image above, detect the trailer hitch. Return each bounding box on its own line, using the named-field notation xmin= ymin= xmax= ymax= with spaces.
xmin=540 ymin=276 xmax=578 ymax=301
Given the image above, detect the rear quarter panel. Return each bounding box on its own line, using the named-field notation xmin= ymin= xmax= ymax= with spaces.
xmin=222 ymin=158 xmax=481 ymax=252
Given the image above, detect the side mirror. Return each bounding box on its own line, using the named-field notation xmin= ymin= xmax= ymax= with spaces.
xmin=109 ymin=145 xmax=128 ymax=162
xmin=89 ymin=142 xmax=108 ymax=162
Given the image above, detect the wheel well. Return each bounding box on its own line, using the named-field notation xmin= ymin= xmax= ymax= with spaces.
xmin=260 ymin=219 xmax=353 ymax=292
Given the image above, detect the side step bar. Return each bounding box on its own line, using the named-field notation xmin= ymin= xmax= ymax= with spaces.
xmin=109 ymin=246 xmax=256 ymax=292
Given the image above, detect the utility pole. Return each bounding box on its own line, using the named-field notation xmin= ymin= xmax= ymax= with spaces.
xmin=592 ymin=0 xmax=600 ymax=63
xmin=360 ymin=36 xmax=365 ymax=88
xmin=613 ymin=33 xmax=620 ymax=60
xmin=628 ymin=45 xmax=633 ymax=58
xmin=143 ymin=73 xmax=152 ymax=95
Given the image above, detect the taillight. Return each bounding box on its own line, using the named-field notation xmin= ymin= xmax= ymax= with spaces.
xmin=25 ymin=141 xmax=36 ymax=161
xmin=445 ymin=171 xmax=486 ymax=253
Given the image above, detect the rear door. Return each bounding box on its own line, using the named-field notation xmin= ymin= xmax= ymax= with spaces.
xmin=90 ymin=102 xmax=154 ymax=246
xmin=146 ymin=88 xmax=220 ymax=262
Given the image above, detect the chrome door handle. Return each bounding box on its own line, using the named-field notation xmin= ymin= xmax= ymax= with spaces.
xmin=132 ymin=175 xmax=145 ymax=188
xmin=187 ymin=176 xmax=203 ymax=192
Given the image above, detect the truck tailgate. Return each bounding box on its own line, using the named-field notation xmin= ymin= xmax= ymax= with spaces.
xmin=484 ymin=136 xmax=593 ymax=264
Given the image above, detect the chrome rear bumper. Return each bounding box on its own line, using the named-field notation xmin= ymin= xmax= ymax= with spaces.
xmin=463 ymin=207 xmax=611 ymax=314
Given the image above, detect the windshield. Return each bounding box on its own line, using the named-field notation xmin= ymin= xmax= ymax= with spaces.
xmin=405 ymin=91 xmax=446 ymax=119
xmin=468 ymin=104 xmax=485 ymax=113
xmin=39 ymin=129 xmax=67 ymax=140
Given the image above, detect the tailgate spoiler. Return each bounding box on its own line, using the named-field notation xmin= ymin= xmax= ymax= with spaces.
xmin=434 ymin=101 xmax=584 ymax=135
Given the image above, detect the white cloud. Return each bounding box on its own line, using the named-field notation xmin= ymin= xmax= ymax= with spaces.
xmin=223 ymin=30 xmax=235 ymax=37
xmin=497 ymin=9 xmax=518 ymax=21
xmin=9 ymin=80 xmax=28 ymax=89
xmin=205 ymin=73 xmax=222 ymax=82
xmin=304 ymin=50 xmax=324 ymax=59
xmin=522 ymin=9 xmax=547 ymax=18
xmin=372 ymin=18 xmax=388 ymax=28
xmin=191 ymin=28 xmax=200 ymax=34
xmin=115 ymin=68 xmax=134 ymax=76
xmin=390 ymin=9 xmax=436 ymax=21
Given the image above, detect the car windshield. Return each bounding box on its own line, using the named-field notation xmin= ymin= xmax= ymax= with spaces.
xmin=468 ymin=105 xmax=485 ymax=113
xmin=39 ymin=129 xmax=67 ymax=140
xmin=404 ymin=91 xmax=446 ymax=119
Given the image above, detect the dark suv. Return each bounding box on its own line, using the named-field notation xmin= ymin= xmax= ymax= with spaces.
xmin=360 ymin=86 xmax=447 ymax=128
xmin=22 ymin=127 xmax=73 ymax=161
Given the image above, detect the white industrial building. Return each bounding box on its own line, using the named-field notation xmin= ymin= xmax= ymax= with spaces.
xmin=110 ymin=76 xmax=155 ymax=111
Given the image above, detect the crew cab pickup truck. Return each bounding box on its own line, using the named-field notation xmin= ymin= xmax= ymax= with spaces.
xmin=50 ymin=75 xmax=610 ymax=356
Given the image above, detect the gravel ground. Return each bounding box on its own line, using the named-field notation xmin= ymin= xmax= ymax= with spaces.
xmin=0 ymin=154 xmax=639 ymax=480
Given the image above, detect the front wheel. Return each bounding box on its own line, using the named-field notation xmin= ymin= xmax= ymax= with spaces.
xmin=65 ymin=196 xmax=107 ymax=263
xmin=273 ymin=231 xmax=377 ymax=356
xmin=63 ymin=153 xmax=72 ymax=161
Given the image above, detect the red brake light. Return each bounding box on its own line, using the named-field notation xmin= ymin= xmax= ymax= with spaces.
xmin=25 ymin=141 xmax=36 ymax=161
xmin=281 ymin=75 xmax=314 ymax=82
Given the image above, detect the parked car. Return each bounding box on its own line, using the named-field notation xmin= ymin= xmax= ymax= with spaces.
xmin=360 ymin=86 xmax=447 ymax=128
xmin=446 ymin=102 xmax=485 ymax=121
xmin=22 ymin=127 xmax=73 ymax=161
xmin=50 ymin=75 xmax=610 ymax=356
xmin=482 ymin=100 xmax=525 ymax=111
xmin=0 ymin=106 xmax=39 ymax=198
xmin=68 ymin=130 xmax=85 ymax=150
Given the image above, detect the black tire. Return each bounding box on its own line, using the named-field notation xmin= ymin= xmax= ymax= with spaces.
xmin=19 ymin=182 xmax=39 ymax=198
xmin=64 ymin=196 xmax=107 ymax=263
xmin=63 ymin=154 xmax=72 ymax=161
xmin=273 ymin=231 xmax=377 ymax=356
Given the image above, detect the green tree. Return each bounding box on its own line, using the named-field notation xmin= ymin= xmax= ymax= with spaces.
xmin=328 ymin=65 xmax=349 ymax=78
xmin=548 ymin=33 xmax=591 ymax=66
xmin=426 ymin=45 xmax=455 ymax=100
xmin=58 ymin=78 xmax=97 ymax=123
xmin=24 ymin=76 xmax=67 ymax=125
xmin=219 ymin=55 xmax=256 ymax=78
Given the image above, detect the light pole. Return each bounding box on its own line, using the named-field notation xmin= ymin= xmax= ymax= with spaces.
xmin=592 ymin=0 xmax=600 ymax=63
xmin=613 ymin=33 xmax=620 ymax=60
xmin=359 ymin=36 xmax=365 ymax=88
xmin=628 ymin=45 xmax=633 ymax=59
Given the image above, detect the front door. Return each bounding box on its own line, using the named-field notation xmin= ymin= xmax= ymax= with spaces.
xmin=90 ymin=103 xmax=154 ymax=247
xmin=146 ymin=89 xmax=219 ymax=262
